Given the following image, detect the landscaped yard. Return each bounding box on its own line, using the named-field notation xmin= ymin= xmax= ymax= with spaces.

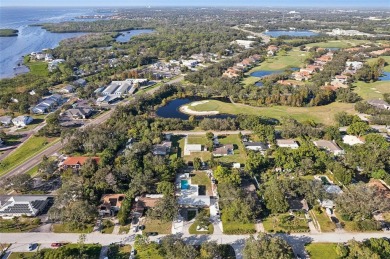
xmin=305 ymin=243 xmax=338 ymax=259
xmin=262 ymin=213 xmax=310 ymax=233
xmin=179 ymin=137 xmax=211 ymax=163
xmin=187 ymin=135 xmax=209 ymax=146
xmin=0 ymin=217 xmax=40 ymax=233
xmin=135 ymin=242 xmax=164 ymax=259
xmin=190 ymin=100 xmax=355 ymax=125
xmin=25 ymin=60 xmax=49 ymax=77
xmin=52 ymin=223 xmax=93 ymax=233
xmin=189 ymin=222 xmax=214 ymax=234
xmin=215 ymin=134 xmax=247 ymax=164
xmin=143 ymin=218 xmax=172 ymax=234
xmin=310 ymin=209 xmax=336 ymax=232
xmin=0 ymin=136 xmax=59 ymax=176
xmin=222 ymin=219 xmax=256 ymax=234
xmin=101 ymin=219 xmax=115 ymax=234
xmin=118 ymin=225 xmax=131 ymax=234
xmin=191 ymin=171 xmax=212 ymax=195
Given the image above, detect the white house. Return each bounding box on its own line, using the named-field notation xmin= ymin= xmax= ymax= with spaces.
xmin=276 ymin=139 xmax=299 ymax=149
xmin=184 ymin=144 xmax=202 ymax=156
xmin=243 ymin=142 xmax=269 ymax=153
xmin=12 ymin=116 xmax=33 ymax=127
xmin=342 ymin=135 xmax=364 ymax=145
xmin=346 ymin=61 xmax=363 ymax=70
xmin=0 ymin=196 xmax=51 ymax=218
xmin=313 ymin=140 xmax=344 ymax=156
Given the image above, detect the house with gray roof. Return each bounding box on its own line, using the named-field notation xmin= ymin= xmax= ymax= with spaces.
xmin=0 ymin=195 xmax=52 ymax=218
xmin=12 ymin=116 xmax=33 ymax=127
xmin=367 ymin=99 xmax=390 ymax=110
xmin=0 ymin=116 xmax=12 ymax=126
xmin=243 ymin=142 xmax=269 ymax=153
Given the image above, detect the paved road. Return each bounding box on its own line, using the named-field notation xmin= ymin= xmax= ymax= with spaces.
xmin=0 ymin=110 xmax=114 ymax=181
xmin=164 ymin=130 xmax=253 ymax=136
xmin=2 ymin=232 xmax=390 ymax=257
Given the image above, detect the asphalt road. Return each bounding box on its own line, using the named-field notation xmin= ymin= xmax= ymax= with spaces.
xmin=164 ymin=130 xmax=253 ymax=136
xmin=0 ymin=110 xmax=114 ymax=181
xmin=2 ymin=232 xmax=390 ymax=258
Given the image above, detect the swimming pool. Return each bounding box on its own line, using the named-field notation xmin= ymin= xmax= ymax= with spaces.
xmin=181 ymin=179 xmax=189 ymax=190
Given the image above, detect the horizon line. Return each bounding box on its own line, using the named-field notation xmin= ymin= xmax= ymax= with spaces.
xmin=1 ymin=5 xmax=390 ymax=8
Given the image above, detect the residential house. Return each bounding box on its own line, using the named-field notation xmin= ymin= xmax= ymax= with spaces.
xmin=61 ymin=156 xmax=100 ymax=169
xmin=0 ymin=116 xmax=12 ymax=126
xmin=132 ymin=195 xmax=162 ymax=217
xmin=32 ymin=94 xmax=63 ymax=114
xmin=367 ymin=99 xmax=390 ymax=110
xmin=324 ymin=185 xmax=343 ymax=195
xmin=12 ymin=116 xmax=33 ymax=127
xmin=342 ymin=135 xmax=364 ymax=145
xmin=98 ymin=194 xmax=125 ymax=216
xmin=243 ymin=142 xmax=269 ymax=153
xmin=212 ymin=144 xmax=234 ymax=157
xmin=184 ymin=143 xmax=202 ymax=156
xmin=234 ymin=40 xmax=255 ymax=49
xmin=346 ymin=61 xmax=363 ymax=70
xmin=334 ymin=75 xmax=349 ymax=84
xmin=74 ymin=79 xmax=87 ymax=86
xmin=182 ymin=60 xmax=198 ymax=68
xmin=0 ymin=195 xmax=52 ymax=218
xmin=62 ymin=85 xmax=75 ymax=93
xmin=276 ymin=139 xmax=299 ymax=149
xmin=152 ymin=141 xmax=172 ymax=156
xmin=313 ymin=140 xmax=344 ymax=155
xmin=61 ymin=108 xmax=93 ymax=120
xmin=288 ymin=198 xmax=309 ymax=212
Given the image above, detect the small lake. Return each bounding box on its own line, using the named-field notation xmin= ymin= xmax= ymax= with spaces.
xmin=156 ymin=98 xmax=235 ymax=120
xmin=379 ymin=72 xmax=390 ymax=81
xmin=115 ymin=29 xmax=154 ymax=43
xmin=264 ymin=30 xmax=319 ymax=37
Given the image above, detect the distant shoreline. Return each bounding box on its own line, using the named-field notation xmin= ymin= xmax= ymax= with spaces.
xmin=0 ymin=29 xmax=18 ymax=37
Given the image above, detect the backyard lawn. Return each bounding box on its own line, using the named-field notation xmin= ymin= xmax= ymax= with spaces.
xmin=25 ymin=61 xmax=48 ymax=77
xmin=310 ymin=209 xmax=336 ymax=232
xmin=187 ymin=135 xmax=209 ymax=145
xmin=222 ymin=219 xmax=256 ymax=235
xmin=190 ymin=100 xmax=355 ymax=125
xmin=143 ymin=218 xmax=172 ymax=234
xmin=191 ymin=171 xmax=212 ymax=195
xmin=305 ymin=243 xmax=338 ymax=259
xmin=262 ymin=213 xmax=309 ymax=233
xmin=215 ymin=134 xmax=247 ymax=164
xmin=0 ymin=136 xmax=59 ymax=176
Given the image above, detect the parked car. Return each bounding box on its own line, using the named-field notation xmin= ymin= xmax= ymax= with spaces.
xmin=133 ymin=225 xmax=138 ymax=233
xmin=51 ymin=243 xmax=66 ymax=248
xmin=28 ymin=243 xmax=35 ymax=251
xmin=139 ymin=225 xmax=145 ymax=230
xmin=146 ymin=232 xmax=158 ymax=236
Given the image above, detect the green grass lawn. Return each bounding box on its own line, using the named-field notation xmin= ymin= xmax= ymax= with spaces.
xmin=222 ymin=219 xmax=256 ymax=234
xmin=366 ymin=56 xmax=390 ymax=72
xmin=262 ymin=213 xmax=309 ymax=233
xmin=189 ymin=222 xmax=214 ymax=234
xmin=118 ymin=225 xmax=131 ymax=234
xmin=101 ymin=220 xmax=115 ymax=234
xmin=25 ymin=61 xmax=48 ymax=76
xmin=52 ymin=223 xmax=93 ymax=233
xmin=190 ymin=100 xmax=355 ymax=125
xmin=135 ymin=242 xmax=164 ymax=259
xmin=143 ymin=218 xmax=172 ymax=234
xmin=242 ymin=48 xmax=307 ymax=86
xmin=310 ymin=210 xmax=336 ymax=232
xmin=353 ymin=80 xmax=390 ymax=100
xmin=306 ymin=40 xmax=370 ymax=49
xmin=215 ymin=134 xmax=247 ymax=164
xmin=180 ymin=136 xmax=211 ymax=163
xmin=187 ymin=135 xmax=209 ymax=145
xmin=191 ymin=171 xmax=212 ymax=195
xmin=305 ymin=243 xmax=339 ymax=259
xmin=0 ymin=136 xmax=59 ymax=176
xmin=0 ymin=218 xmax=40 ymax=233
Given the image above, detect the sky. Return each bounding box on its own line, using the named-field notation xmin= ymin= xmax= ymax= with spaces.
xmin=1 ymin=0 xmax=389 ymax=7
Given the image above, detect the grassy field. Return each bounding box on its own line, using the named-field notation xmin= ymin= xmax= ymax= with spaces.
xmin=0 ymin=218 xmax=40 ymax=233
xmin=187 ymin=135 xmax=209 ymax=145
xmin=215 ymin=134 xmax=247 ymax=164
xmin=143 ymin=218 xmax=172 ymax=234
xmin=52 ymin=223 xmax=93 ymax=233
xmin=190 ymin=100 xmax=355 ymax=125
xmin=305 ymin=243 xmax=338 ymax=259
xmin=249 ymin=48 xmax=308 ymax=71
xmin=222 ymin=220 xmax=256 ymax=234
xmin=306 ymin=39 xmax=370 ymax=49
xmin=191 ymin=171 xmax=212 ymax=195
xmin=310 ymin=210 xmax=336 ymax=232
xmin=353 ymin=80 xmax=389 ymax=100
xmin=0 ymin=136 xmax=59 ymax=176
xmin=179 ymin=137 xmax=211 ymax=163
xmin=262 ymin=213 xmax=309 ymax=233
xmin=25 ymin=61 xmax=48 ymax=76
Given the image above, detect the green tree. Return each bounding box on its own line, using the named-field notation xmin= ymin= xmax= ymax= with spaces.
xmin=156 ymin=181 xmax=175 ymax=196
xmin=347 ymin=121 xmax=370 ymax=137
xmin=263 ymin=180 xmax=289 ymax=214
xmin=148 ymin=195 xmax=179 ymax=222
xmin=193 ymin=157 xmax=202 ymax=170
xmin=243 ymin=233 xmax=294 ymax=259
